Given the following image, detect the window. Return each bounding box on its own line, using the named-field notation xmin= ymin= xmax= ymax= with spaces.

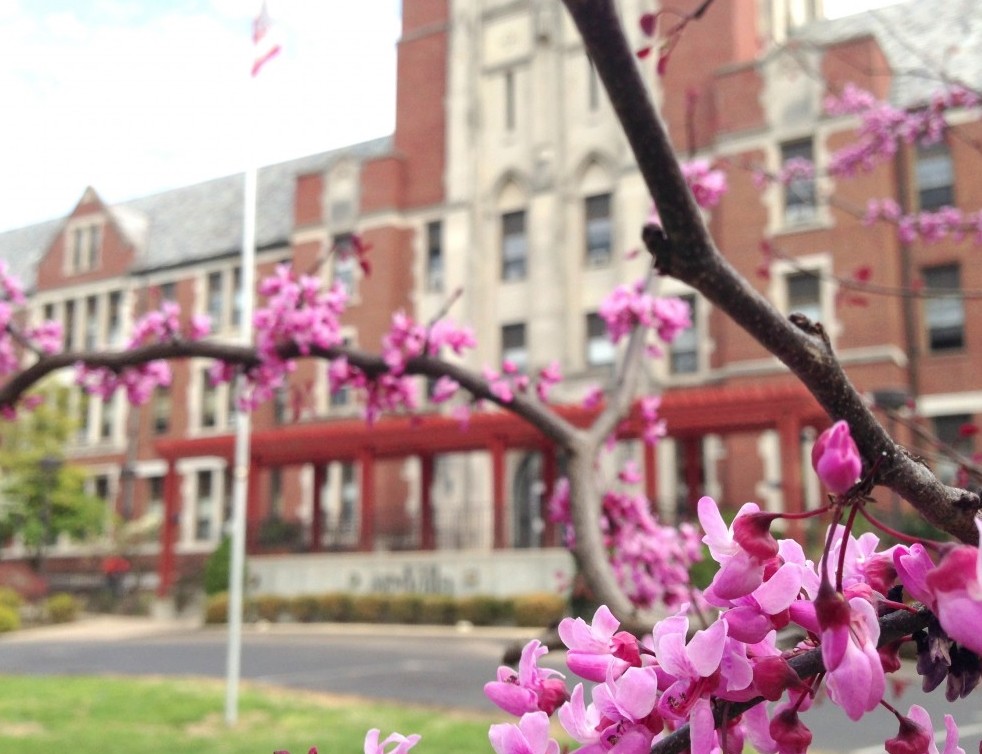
xmin=933 ymin=414 xmax=975 ymax=485
xmin=669 ymin=294 xmax=699 ymax=374
xmin=269 ymin=467 xmax=283 ymax=518
xmin=153 ymin=388 xmax=170 ymax=435
xmin=84 ymin=296 xmax=99 ymax=350
xmin=107 ymin=291 xmax=123 ymax=346
xmin=64 ymin=300 xmax=76 ymax=351
xmin=916 ymin=142 xmax=955 ymax=211
xmin=504 ymin=69 xmax=516 ymax=131
xmin=99 ymin=397 xmax=115 ymax=441
xmin=923 ymin=264 xmax=964 ymax=351
xmin=332 ymin=233 xmax=357 ymax=295
xmin=339 ymin=462 xmax=359 ymax=537
xmin=205 ymin=267 xmax=241 ymax=331
xmin=501 ymin=323 xmax=528 ymax=371
xmin=70 ymin=223 xmax=101 ymax=273
xmin=501 ymin=210 xmax=527 ymax=281
xmin=201 ymin=371 xmax=218 ymax=429
xmin=147 ymin=475 xmax=165 ymax=520
xmin=781 ymin=139 xmax=816 ymax=224
xmin=207 ymin=271 xmax=224 ymax=326
xmin=786 ymin=270 xmax=822 ymax=323
xmin=586 ymin=313 xmax=615 ymax=368
xmin=585 ymin=194 xmax=612 ymax=266
xmin=426 ymin=220 xmax=443 ymax=293
xmin=195 ymin=470 xmax=215 ymax=541
xmin=158 ymin=281 xmax=176 ymax=304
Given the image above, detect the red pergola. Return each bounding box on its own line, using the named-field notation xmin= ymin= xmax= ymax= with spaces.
xmin=153 ymin=383 xmax=827 ymax=596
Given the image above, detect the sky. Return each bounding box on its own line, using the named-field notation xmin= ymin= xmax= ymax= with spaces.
xmin=0 ymin=0 xmax=897 ymax=233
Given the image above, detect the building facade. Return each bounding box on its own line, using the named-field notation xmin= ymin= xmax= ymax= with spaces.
xmin=0 ymin=0 xmax=978 ymax=596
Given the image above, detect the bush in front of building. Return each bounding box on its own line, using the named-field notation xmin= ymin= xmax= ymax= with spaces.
xmin=204 ymin=590 xmax=567 ymax=627
xmin=205 ymin=592 xmax=229 ymax=624
xmin=316 ymin=593 xmax=354 ymax=622
xmin=384 ymin=593 xmax=425 ymax=624
xmin=0 ymin=586 xmax=23 ymax=612
xmin=457 ymin=595 xmax=514 ymax=626
xmin=289 ymin=594 xmax=321 ymax=623
xmin=513 ymin=592 xmax=567 ymax=627
xmin=45 ymin=593 xmax=80 ymax=624
xmin=203 ymin=537 xmax=232 ymax=596
xmin=254 ymin=594 xmax=289 ymax=623
xmin=417 ymin=594 xmax=457 ymax=625
xmin=0 ymin=604 xmax=21 ymax=632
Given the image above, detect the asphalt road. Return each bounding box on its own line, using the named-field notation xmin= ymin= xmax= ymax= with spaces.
xmin=2 ymin=620 xmax=981 ymax=753
xmin=0 ymin=624 xmax=522 ymax=713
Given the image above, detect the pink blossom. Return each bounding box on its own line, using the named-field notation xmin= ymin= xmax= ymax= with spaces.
xmin=924 ymin=520 xmax=982 ymax=656
xmin=484 ymin=639 xmax=568 ymax=716
xmin=886 ymin=705 xmax=966 ymax=754
xmin=681 ymin=158 xmax=728 ymax=209
xmin=559 ymin=605 xmax=640 ymax=682
xmin=811 ymin=420 xmax=862 ymax=494
xmin=364 ymin=729 xmax=421 ymax=754
xmin=814 ymin=583 xmax=885 ymax=720
xmin=698 ymin=496 xmax=771 ymax=600
xmin=429 ymin=376 xmax=459 ymax=404
xmin=489 ymin=712 xmax=560 ymax=754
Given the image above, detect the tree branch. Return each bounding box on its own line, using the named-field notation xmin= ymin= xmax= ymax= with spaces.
xmin=562 ymin=0 xmax=980 ymax=544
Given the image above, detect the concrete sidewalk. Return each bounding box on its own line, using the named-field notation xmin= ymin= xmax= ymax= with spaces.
xmin=1 ymin=613 xmax=543 ymax=644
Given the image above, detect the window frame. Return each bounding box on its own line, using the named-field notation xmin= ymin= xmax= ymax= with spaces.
xmin=780 ymin=138 xmax=817 ymax=226
xmin=915 ymin=141 xmax=955 ymax=211
xmin=923 ymin=263 xmax=965 ymax=353
xmin=501 ymin=210 xmax=528 ymax=282
xmin=584 ymin=193 xmax=613 ymax=267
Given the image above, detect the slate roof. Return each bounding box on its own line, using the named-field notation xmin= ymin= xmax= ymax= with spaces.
xmin=0 ymin=136 xmax=393 ymax=289
xmin=797 ymin=0 xmax=982 ymax=107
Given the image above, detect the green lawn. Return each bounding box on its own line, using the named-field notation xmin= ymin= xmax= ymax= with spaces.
xmin=0 ymin=675 xmax=501 ymax=754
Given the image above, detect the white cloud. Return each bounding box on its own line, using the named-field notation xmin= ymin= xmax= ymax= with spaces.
xmin=0 ymin=1 xmax=399 ymax=230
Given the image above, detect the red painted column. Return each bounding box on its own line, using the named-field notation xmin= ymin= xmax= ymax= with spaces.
xmin=779 ymin=416 xmax=804 ymax=542
xmin=359 ymin=450 xmax=376 ymax=552
xmin=541 ymin=448 xmax=557 ymax=547
xmin=156 ymin=460 xmax=180 ymax=599
xmin=311 ymin=463 xmax=326 ymax=552
xmin=683 ymin=437 xmax=703 ymax=520
xmin=420 ymin=454 xmax=435 ymax=550
xmin=245 ymin=460 xmax=262 ymax=554
xmin=643 ymin=441 xmax=658 ymax=508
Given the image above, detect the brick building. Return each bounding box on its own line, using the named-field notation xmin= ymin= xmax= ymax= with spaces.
xmin=0 ymin=0 xmax=978 ymax=597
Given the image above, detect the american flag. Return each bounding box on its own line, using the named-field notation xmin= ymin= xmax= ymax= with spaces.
xmin=251 ymin=1 xmax=282 ymax=77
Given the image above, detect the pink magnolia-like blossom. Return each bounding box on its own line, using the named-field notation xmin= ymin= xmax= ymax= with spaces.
xmin=558 ymin=605 xmax=641 ymax=683
xmin=814 ymin=583 xmax=885 ymax=720
xmin=924 ymin=519 xmax=982 ymax=656
xmin=364 ymin=729 xmax=421 ymax=754
xmin=886 ymin=705 xmax=966 ymax=754
xmin=811 ymin=420 xmax=862 ymax=494
xmin=698 ymin=496 xmax=773 ymax=601
xmin=489 ymin=711 xmax=560 ymax=754
xmin=484 ymin=639 xmax=568 ymax=716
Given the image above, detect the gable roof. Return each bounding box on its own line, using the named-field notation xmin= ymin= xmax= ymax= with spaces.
xmin=0 ymin=136 xmax=393 ymax=289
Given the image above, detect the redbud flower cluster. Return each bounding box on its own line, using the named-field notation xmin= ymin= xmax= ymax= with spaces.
xmin=547 ymin=462 xmax=703 ymax=612
xmin=598 ymin=280 xmax=691 ymax=355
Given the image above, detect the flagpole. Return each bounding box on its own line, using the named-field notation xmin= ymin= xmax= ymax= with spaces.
xmin=224 ymin=144 xmax=256 ymax=729
xmin=225 ymin=0 xmax=276 ymax=726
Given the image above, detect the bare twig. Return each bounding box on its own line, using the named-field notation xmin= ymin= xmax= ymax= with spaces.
xmin=562 ymin=0 xmax=979 ymax=544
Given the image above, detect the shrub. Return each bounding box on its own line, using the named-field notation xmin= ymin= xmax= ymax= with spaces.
xmin=205 ymin=592 xmax=229 ymax=624
xmin=203 ymin=537 xmax=232 ymax=596
xmin=290 ymin=594 xmax=321 ymax=622
xmin=458 ymin=595 xmax=513 ymax=626
xmin=317 ymin=593 xmax=353 ymax=622
xmin=385 ymin=593 xmax=424 ymax=624
xmin=514 ymin=592 xmax=567 ymax=627
xmin=349 ymin=594 xmax=389 ymax=623
xmin=254 ymin=594 xmax=288 ymax=622
xmin=418 ymin=594 xmax=457 ymax=625
xmin=46 ymin=593 xmax=80 ymax=624
xmin=0 ymin=604 xmax=20 ymax=632
xmin=0 ymin=586 xmax=23 ymax=612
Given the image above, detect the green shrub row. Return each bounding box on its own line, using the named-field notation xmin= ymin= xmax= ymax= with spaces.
xmin=205 ymin=591 xmax=567 ymax=627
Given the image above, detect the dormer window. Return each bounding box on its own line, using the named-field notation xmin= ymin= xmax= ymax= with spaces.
xmin=70 ymin=222 xmax=101 ymax=273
